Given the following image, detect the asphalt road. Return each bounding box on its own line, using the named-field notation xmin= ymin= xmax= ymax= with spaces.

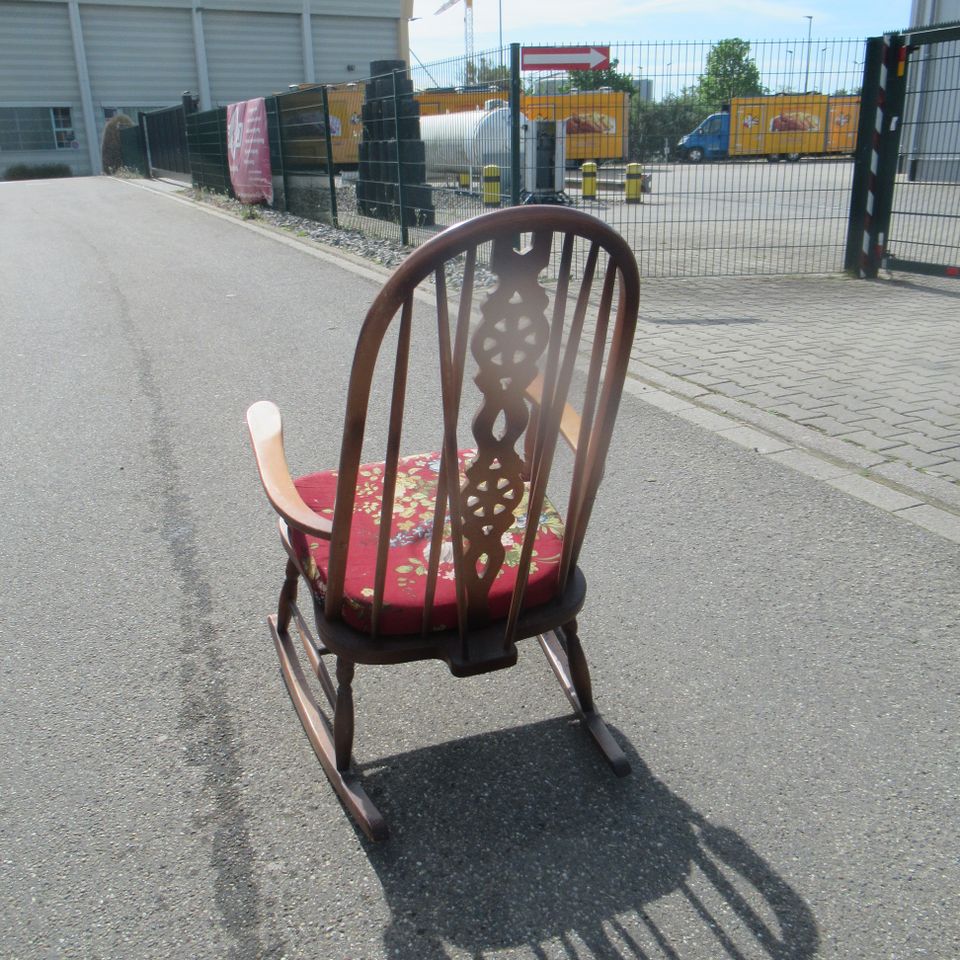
xmin=1 ymin=177 xmax=958 ymax=960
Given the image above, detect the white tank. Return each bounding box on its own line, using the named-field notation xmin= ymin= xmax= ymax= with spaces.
xmin=419 ymin=105 xmax=525 ymax=176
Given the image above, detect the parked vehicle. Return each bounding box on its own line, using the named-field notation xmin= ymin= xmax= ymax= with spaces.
xmin=280 ymin=84 xmax=630 ymax=170
xmin=677 ymin=94 xmax=860 ymax=162
xmin=417 ymin=86 xmax=629 ymax=165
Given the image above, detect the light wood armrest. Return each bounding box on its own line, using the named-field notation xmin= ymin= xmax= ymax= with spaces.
xmin=525 ymin=375 xmax=582 ymax=453
xmin=246 ymin=401 xmax=333 ymax=539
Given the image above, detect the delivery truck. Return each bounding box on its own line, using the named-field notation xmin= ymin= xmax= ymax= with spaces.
xmin=677 ymin=94 xmax=860 ymax=162
xmin=417 ymin=86 xmax=629 ymax=166
xmin=277 ymin=84 xmax=630 ymax=170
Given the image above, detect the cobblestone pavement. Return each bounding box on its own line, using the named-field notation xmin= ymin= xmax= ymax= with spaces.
xmin=626 ymin=271 xmax=960 ymax=536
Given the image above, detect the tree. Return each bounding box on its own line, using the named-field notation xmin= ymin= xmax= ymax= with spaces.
xmin=471 ymin=56 xmax=509 ymax=88
xmin=695 ymin=38 xmax=765 ymax=108
xmin=630 ymin=94 xmax=705 ymax=161
xmin=565 ymin=58 xmax=636 ymax=93
xmin=101 ymin=113 xmax=134 ymax=174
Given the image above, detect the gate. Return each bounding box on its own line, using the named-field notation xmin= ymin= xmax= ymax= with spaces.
xmin=846 ymin=24 xmax=960 ymax=278
xmin=143 ymin=96 xmax=196 ymax=180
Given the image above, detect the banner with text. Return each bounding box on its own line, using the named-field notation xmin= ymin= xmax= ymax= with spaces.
xmin=227 ymin=98 xmax=273 ymax=205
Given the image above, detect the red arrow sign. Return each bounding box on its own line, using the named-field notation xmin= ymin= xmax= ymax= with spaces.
xmin=521 ymin=46 xmax=611 ymax=71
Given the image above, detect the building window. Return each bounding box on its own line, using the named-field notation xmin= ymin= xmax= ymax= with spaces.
xmin=52 ymin=107 xmax=75 ymax=149
xmin=0 ymin=107 xmax=74 ymax=151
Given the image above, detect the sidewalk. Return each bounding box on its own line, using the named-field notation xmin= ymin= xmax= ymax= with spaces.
xmin=624 ymin=272 xmax=960 ymax=543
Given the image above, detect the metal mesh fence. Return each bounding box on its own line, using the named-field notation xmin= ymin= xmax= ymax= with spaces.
xmin=405 ymin=39 xmax=868 ymax=277
xmin=888 ymin=34 xmax=960 ymax=273
xmin=180 ymin=37 xmax=874 ymax=278
xmin=185 ymin=108 xmax=232 ymax=196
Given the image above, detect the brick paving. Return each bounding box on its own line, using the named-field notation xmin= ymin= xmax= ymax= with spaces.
xmin=629 ymin=271 xmax=960 ymax=513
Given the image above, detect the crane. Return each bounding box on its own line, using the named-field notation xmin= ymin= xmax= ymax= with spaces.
xmin=435 ymin=0 xmax=474 ymax=67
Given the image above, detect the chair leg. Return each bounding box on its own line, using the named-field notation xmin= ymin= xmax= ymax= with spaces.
xmin=334 ymin=658 xmax=355 ymax=773
xmin=539 ymin=622 xmax=631 ymax=777
xmin=277 ymin=557 xmax=299 ymax=632
xmin=268 ymin=606 xmax=388 ymax=841
xmin=563 ymin=619 xmax=595 ymax=713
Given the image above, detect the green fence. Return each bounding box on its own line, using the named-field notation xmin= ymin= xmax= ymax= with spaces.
xmin=119 ymin=124 xmax=147 ymax=177
xmin=185 ymin=108 xmax=232 ymax=196
xmin=175 ymin=36 xmax=898 ymax=279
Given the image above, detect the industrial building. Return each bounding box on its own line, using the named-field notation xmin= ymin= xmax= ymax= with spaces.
xmin=0 ymin=0 xmax=413 ymax=176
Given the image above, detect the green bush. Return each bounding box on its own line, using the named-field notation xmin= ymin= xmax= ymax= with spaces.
xmin=3 ymin=163 xmax=74 ymax=181
xmin=101 ymin=113 xmax=134 ymax=174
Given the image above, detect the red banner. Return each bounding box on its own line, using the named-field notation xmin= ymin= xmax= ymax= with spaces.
xmin=227 ymin=98 xmax=273 ymax=205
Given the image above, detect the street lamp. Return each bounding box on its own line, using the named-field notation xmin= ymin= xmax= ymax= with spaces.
xmin=803 ymin=15 xmax=813 ymax=92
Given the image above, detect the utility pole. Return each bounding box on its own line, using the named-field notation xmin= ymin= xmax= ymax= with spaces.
xmin=804 ymin=15 xmax=813 ymax=92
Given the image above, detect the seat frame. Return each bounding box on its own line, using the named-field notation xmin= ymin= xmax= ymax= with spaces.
xmin=248 ymin=206 xmax=640 ymax=840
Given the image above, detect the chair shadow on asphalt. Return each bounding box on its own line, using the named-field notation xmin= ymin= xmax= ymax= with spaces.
xmin=360 ymin=718 xmax=819 ymax=960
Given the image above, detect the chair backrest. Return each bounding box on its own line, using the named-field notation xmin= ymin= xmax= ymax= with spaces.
xmin=323 ymin=206 xmax=640 ymax=644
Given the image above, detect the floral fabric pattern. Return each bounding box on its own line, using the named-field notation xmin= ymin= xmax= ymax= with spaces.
xmin=291 ymin=449 xmax=565 ymax=635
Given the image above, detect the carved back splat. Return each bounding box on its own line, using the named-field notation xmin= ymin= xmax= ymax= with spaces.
xmin=460 ymin=230 xmax=553 ymax=619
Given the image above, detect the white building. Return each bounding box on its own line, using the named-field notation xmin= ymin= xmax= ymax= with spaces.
xmin=0 ymin=0 xmax=413 ymax=176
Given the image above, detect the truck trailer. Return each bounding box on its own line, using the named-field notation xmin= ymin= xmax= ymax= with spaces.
xmin=417 ymin=86 xmax=629 ymax=166
xmin=677 ymin=94 xmax=861 ymax=162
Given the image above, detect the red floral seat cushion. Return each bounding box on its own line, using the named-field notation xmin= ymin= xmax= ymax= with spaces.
xmin=290 ymin=450 xmax=565 ymax=635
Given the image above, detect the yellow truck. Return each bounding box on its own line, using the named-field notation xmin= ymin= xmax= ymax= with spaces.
xmin=678 ymin=94 xmax=861 ymax=162
xmin=416 ymin=87 xmax=630 ymax=165
xmin=277 ymin=84 xmax=632 ymax=169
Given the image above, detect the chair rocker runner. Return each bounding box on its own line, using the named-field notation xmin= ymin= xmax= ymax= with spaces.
xmin=247 ymin=206 xmax=641 ymax=840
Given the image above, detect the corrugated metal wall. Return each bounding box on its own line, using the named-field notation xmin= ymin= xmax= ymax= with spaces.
xmin=0 ymin=1 xmax=89 ymax=174
xmin=81 ymin=3 xmax=198 ymax=144
xmin=0 ymin=0 xmax=405 ymax=176
xmin=81 ymin=5 xmax=199 ymax=106
xmin=312 ymin=15 xmax=399 ymax=82
xmin=0 ymin=1 xmax=80 ymax=99
xmin=205 ymin=10 xmax=304 ymax=104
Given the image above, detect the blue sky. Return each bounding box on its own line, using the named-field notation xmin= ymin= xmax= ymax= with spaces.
xmin=408 ymin=0 xmax=912 ymax=66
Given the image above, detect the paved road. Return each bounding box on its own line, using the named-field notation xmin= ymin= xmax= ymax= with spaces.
xmin=1 ymin=177 xmax=958 ymax=960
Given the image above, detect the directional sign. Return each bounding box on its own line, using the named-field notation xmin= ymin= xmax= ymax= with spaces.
xmin=521 ymin=46 xmax=611 ymax=71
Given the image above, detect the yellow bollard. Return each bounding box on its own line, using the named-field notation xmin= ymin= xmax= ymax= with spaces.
xmin=581 ymin=161 xmax=597 ymax=200
xmin=458 ymin=171 xmax=470 ymax=191
xmin=625 ymin=162 xmax=643 ymax=204
xmin=483 ymin=164 xmax=501 ymax=207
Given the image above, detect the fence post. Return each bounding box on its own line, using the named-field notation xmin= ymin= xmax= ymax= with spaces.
xmin=217 ymin=108 xmax=234 ymax=198
xmin=320 ymin=86 xmax=339 ymax=228
xmin=139 ymin=111 xmax=153 ymax=178
xmin=272 ymin=96 xmax=289 ymax=212
xmin=136 ymin=112 xmax=150 ymax=178
xmin=392 ymin=69 xmax=409 ymax=246
xmin=845 ymin=34 xmax=909 ymax=277
xmin=510 ymin=42 xmax=521 ymax=208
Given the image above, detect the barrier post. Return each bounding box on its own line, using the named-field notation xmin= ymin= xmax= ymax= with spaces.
xmin=483 ymin=165 xmax=501 ymax=207
xmin=458 ymin=171 xmax=470 ymax=191
xmin=625 ymin=162 xmax=643 ymax=203
xmin=582 ymin=161 xmax=597 ymax=200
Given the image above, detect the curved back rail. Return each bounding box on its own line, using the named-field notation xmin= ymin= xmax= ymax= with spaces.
xmin=322 ymin=206 xmax=640 ymax=654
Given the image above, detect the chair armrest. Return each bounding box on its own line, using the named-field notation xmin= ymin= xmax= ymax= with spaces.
xmin=246 ymin=401 xmax=333 ymax=539
xmin=525 ymin=375 xmax=582 ymax=453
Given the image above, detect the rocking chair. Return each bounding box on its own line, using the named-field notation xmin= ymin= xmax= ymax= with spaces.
xmin=247 ymin=206 xmax=641 ymax=840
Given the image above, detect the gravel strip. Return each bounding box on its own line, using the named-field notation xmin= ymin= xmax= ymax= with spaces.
xmin=182 ymin=185 xmax=498 ymax=289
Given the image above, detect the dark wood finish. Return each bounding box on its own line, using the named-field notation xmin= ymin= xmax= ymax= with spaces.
xmin=247 ymin=206 xmax=640 ymax=838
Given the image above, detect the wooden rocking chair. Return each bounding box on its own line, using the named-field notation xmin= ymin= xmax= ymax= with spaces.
xmin=247 ymin=206 xmax=640 ymax=840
